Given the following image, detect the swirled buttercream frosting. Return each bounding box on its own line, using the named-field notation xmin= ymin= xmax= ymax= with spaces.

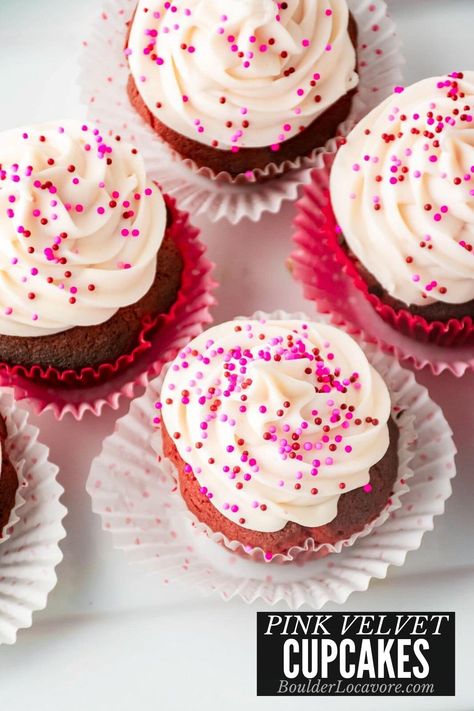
xmin=127 ymin=0 xmax=358 ymax=150
xmin=331 ymin=71 xmax=474 ymax=307
xmin=159 ymin=319 xmax=391 ymax=533
xmin=0 ymin=120 xmax=166 ymax=337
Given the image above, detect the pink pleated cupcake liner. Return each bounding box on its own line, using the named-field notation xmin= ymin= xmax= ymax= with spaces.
xmin=78 ymin=0 xmax=404 ymax=224
xmin=0 ymin=197 xmax=217 ymax=420
xmin=0 ymin=389 xmax=66 ymax=644
xmin=291 ymin=153 xmax=474 ymax=376
xmin=87 ymin=310 xmax=456 ymax=608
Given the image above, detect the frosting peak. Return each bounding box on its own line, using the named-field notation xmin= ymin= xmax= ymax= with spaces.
xmin=0 ymin=121 xmax=166 ymax=337
xmin=159 ymin=319 xmax=391 ymax=533
xmin=127 ymin=0 xmax=358 ymax=150
xmin=331 ymin=72 xmax=474 ymax=307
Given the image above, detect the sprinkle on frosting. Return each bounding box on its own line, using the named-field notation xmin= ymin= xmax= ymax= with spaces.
xmin=331 ymin=71 xmax=474 ymax=307
xmin=157 ymin=319 xmax=391 ymax=533
xmin=0 ymin=121 xmax=166 ymax=337
xmin=127 ymin=0 xmax=358 ymax=150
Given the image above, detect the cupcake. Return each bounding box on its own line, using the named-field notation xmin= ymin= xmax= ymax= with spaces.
xmin=330 ymin=71 xmax=474 ymax=346
xmin=126 ymin=0 xmax=359 ymax=178
xmin=157 ymin=318 xmax=399 ymax=557
xmin=0 ymin=413 xmax=19 ymax=535
xmin=0 ymin=120 xmax=190 ymax=382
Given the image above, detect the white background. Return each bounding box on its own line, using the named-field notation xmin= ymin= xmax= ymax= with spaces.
xmin=0 ymin=1 xmax=473 ymax=709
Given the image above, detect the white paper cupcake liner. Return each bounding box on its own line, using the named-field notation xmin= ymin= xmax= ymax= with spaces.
xmin=0 ymin=389 xmax=66 ymax=644
xmin=78 ymin=0 xmax=404 ymax=224
xmin=87 ymin=311 xmax=456 ymax=608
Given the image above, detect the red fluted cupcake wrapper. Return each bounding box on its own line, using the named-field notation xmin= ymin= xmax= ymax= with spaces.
xmin=0 ymin=195 xmax=217 ymax=420
xmin=291 ymin=153 xmax=474 ymax=376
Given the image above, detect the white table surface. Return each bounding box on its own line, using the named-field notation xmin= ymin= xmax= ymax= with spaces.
xmin=0 ymin=1 xmax=473 ymax=709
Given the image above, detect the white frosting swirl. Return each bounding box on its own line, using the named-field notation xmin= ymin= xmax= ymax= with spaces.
xmin=127 ymin=0 xmax=358 ymax=149
xmin=0 ymin=121 xmax=166 ymax=337
xmin=331 ymin=72 xmax=474 ymax=307
xmin=160 ymin=319 xmax=391 ymax=533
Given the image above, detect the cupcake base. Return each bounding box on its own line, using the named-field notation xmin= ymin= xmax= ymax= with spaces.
xmin=0 ymin=414 xmax=18 ymax=534
xmin=126 ymin=16 xmax=358 ymax=178
xmin=127 ymin=76 xmax=357 ymax=179
xmin=162 ymin=418 xmax=399 ymax=556
xmin=341 ymin=238 xmax=474 ymax=329
xmin=0 ymin=233 xmax=183 ymax=372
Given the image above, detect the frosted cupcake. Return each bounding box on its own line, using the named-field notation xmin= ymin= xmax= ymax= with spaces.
xmin=157 ymin=318 xmax=400 ymax=557
xmin=330 ymin=71 xmax=474 ymax=346
xmin=0 ymin=120 xmax=194 ymax=382
xmin=126 ymin=0 xmax=358 ymax=177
